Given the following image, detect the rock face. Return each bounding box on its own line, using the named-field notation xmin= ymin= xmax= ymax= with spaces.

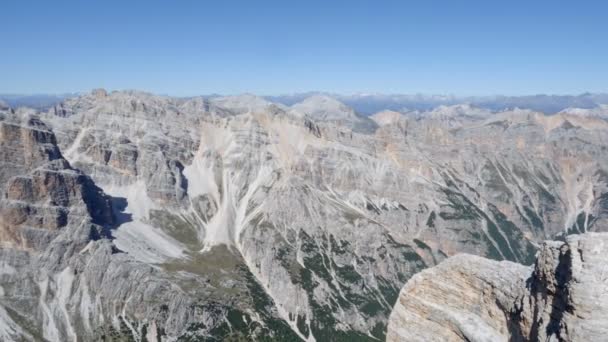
xmin=0 ymin=90 xmax=607 ymax=341
xmin=0 ymin=110 xmax=113 ymax=250
xmin=387 ymin=232 xmax=608 ymax=342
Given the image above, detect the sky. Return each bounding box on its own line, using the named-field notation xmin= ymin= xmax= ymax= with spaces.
xmin=2 ymin=0 xmax=607 ymax=96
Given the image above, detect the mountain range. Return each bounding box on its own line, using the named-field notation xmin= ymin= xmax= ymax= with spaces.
xmin=1 ymin=89 xmax=607 ymax=341
xmin=4 ymin=92 xmax=608 ymax=115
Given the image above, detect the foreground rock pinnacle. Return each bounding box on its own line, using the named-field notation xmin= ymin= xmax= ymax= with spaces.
xmin=387 ymin=232 xmax=608 ymax=341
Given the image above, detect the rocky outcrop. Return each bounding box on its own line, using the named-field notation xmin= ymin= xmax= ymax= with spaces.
xmin=387 ymin=232 xmax=608 ymax=341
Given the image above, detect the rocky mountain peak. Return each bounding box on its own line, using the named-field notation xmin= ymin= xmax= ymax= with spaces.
xmin=91 ymin=88 xmax=108 ymax=98
xmin=370 ymin=110 xmax=405 ymax=126
xmin=290 ymin=95 xmax=378 ymax=133
xmin=426 ymin=103 xmax=492 ymax=119
xmin=290 ymin=95 xmax=357 ymax=120
xmin=557 ymin=104 xmax=608 ymax=119
xmin=210 ymin=93 xmax=283 ymax=114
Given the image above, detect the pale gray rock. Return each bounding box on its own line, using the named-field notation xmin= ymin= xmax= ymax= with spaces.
xmin=557 ymin=104 xmax=608 ymax=119
xmin=290 ymin=95 xmax=379 ymax=133
xmin=370 ymin=110 xmax=406 ymax=126
xmin=210 ymin=93 xmax=287 ymax=115
xmin=387 ymin=232 xmax=608 ymax=342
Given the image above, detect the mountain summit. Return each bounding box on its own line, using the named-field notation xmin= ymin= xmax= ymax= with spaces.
xmin=290 ymin=95 xmax=378 ymax=132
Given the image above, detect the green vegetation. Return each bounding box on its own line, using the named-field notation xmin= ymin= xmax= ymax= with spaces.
xmin=481 ymin=162 xmax=512 ymax=199
xmin=178 ymin=267 xmax=302 ymax=341
xmin=162 ymin=245 xmax=245 ymax=296
xmin=437 ymin=182 xmax=538 ymax=264
xmin=413 ymin=238 xmax=430 ymax=250
xmin=95 ymin=317 xmax=137 ymax=342
xmin=295 ymin=230 xmax=422 ymax=341
xmin=438 ymin=189 xmax=480 ymax=221
xmin=485 ymin=219 xmax=516 ymax=261
xmin=488 ymin=204 xmax=536 ymax=265
xmin=522 ymin=206 xmax=544 ymax=232
xmin=425 ymin=211 xmax=436 ymax=228
xmin=482 ymin=233 xmax=504 ymax=261
xmin=148 ymin=210 xmax=201 ymax=250
xmin=329 ymin=234 xmax=350 ymax=255
xmin=4 ymin=306 xmax=46 ymax=341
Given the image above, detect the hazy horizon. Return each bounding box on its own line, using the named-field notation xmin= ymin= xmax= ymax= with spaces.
xmin=4 ymin=88 xmax=608 ymax=115
xmin=2 ymin=89 xmax=608 ymax=98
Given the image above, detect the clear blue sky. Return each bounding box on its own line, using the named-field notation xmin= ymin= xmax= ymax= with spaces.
xmin=2 ymin=0 xmax=607 ymax=96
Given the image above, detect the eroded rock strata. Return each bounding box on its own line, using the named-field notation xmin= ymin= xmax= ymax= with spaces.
xmin=387 ymin=232 xmax=608 ymax=342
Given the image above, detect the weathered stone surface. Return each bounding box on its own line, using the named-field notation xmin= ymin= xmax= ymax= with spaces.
xmin=387 ymin=232 xmax=608 ymax=342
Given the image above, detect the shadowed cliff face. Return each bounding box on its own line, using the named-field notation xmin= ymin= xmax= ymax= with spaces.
xmin=0 ymin=112 xmax=113 ymax=250
xmin=0 ymin=91 xmax=607 ymax=341
xmin=387 ymin=232 xmax=608 ymax=342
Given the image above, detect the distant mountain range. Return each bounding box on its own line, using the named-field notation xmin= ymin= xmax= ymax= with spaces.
xmin=3 ymin=91 xmax=608 ymax=114
xmin=267 ymin=92 xmax=608 ymax=114
xmin=0 ymin=93 xmax=78 ymax=110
